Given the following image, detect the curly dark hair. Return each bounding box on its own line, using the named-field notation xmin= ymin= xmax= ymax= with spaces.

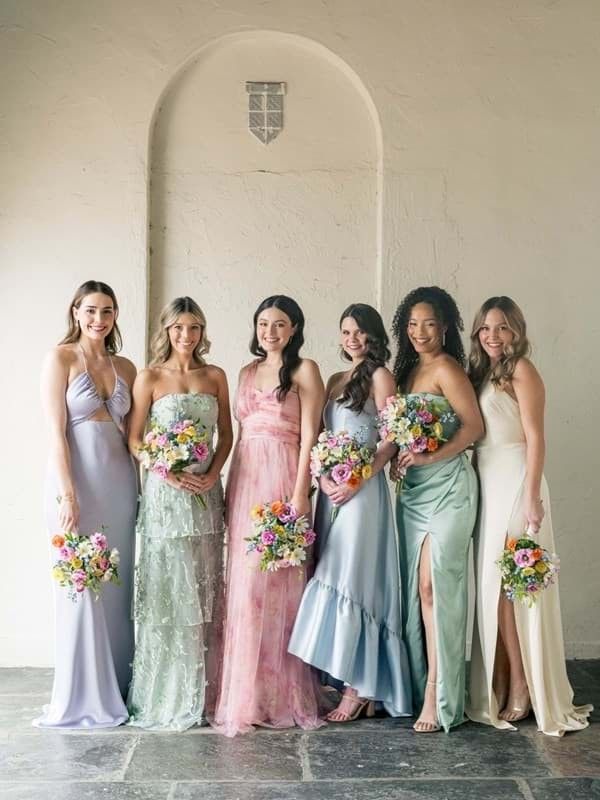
xmin=391 ymin=286 xmax=465 ymax=390
xmin=250 ymin=295 xmax=305 ymax=401
xmin=337 ymin=303 xmax=391 ymax=413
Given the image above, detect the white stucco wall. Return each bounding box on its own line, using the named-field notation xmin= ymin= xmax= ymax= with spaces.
xmin=1 ymin=0 xmax=598 ymax=666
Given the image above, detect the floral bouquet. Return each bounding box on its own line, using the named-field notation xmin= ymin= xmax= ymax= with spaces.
xmin=245 ymin=500 xmax=316 ymax=572
xmin=377 ymin=394 xmax=457 ymax=492
xmin=51 ymin=530 xmax=120 ymax=602
xmin=137 ymin=418 xmax=210 ymax=507
xmin=310 ymin=429 xmax=374 ymax=520
xmin=497 ymin=532 xmax=560 ymax=606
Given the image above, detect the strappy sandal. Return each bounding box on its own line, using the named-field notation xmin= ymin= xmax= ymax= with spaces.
xmin=413 ymin=680 xmax=441 ymax=733
xmin=326 ymin=691 xmax=376 ymax=723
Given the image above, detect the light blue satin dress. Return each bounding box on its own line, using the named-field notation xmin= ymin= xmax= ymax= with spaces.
xmin=396 ymin=392 xmax=478 ymax=732
xmin=288 ymin=397 xmax=412 ymax=716
xmin=34 ymin=356 xmax=137 ymax=729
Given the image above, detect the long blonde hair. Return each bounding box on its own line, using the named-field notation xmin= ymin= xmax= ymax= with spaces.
xmin=59 ymin=280 xmax=122 ymax=354
xmin=150 ymin=296 xmax=211 ymax=366
xmin=468 ymin=296 xmax=531 ymax=391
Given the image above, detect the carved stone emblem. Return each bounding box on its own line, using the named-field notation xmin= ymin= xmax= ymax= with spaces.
xmin=246 ymin=82 xmax=286 ymax=145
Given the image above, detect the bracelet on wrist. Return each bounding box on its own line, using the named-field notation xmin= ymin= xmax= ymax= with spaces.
xmin=58 ymin=492 xmax=75 ymax=503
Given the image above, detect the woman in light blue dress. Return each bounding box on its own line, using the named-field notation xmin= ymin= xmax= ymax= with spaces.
xmin=35 ymin=280 xmax=137 ymax=729
xmin=289 ymin=304 xmax=412 ymax=721
xmin=391 ymin=287 xmax=483 ymax=733
xmin=126 ymin=297 xmax=233 ymax=731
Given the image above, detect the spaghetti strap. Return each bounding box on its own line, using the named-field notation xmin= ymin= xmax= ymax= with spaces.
xmin=78 ymin=343 xmax=89 ymax=373
xmin=108 ymin=355 xmax=118 ymax=382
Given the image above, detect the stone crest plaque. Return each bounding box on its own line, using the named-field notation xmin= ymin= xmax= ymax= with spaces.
xmin=246 ymin=82 xmax=286 ymax=145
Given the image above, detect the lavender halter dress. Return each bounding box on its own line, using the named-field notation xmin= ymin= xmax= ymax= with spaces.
xmin=34 ymin=352 xmax=137 ymax=729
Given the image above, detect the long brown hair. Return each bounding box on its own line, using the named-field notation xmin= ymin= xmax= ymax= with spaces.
xmin=468 ymin=296 xmax=531 ymax=391
xmin=338 ymin=303 xmax=391 ymax=412
xmin=150 ymin=296 xmax=210 ymax=366
xmin=59 ymin=280 xmax=122 ymax=354
xmin=250 ymin=295 xmax=305 ymax=401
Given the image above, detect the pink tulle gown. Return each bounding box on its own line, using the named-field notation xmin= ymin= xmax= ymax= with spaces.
xmin=213 ymin=360 xmax=325 ymax=736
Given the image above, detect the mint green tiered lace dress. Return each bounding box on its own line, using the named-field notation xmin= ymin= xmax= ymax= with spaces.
xmin=127 ymin=393 xmax=225 ymax=730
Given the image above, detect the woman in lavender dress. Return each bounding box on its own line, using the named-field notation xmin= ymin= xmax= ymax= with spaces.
xmin=34 ymin=280 xmax=137 ymax=729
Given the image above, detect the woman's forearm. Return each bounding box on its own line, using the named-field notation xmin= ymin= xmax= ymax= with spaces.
xmin=524 ymin=432 xmax=545 ymax=500
xmin=293 ymin=439 xmax=314 ymax=499
xmin=50 ymin=433 xmax=76 ymax=497
xmin=371 ymin=441 xmax=398 ymax=476
xmin=208 ymin=429 xmax=233 ymax=477
xmin=423 ymin=422 xmax=482 ymax=466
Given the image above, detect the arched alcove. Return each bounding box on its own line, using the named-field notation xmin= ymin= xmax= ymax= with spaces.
xmin=148 ymin=30 xmax=382 ymax=377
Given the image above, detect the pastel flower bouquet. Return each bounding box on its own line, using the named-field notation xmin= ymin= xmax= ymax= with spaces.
xmin=310 ymin=429 xmax=374 ymax=520
xmin=51 ymin=530 xmax=120 ymax=602
xmin=137 ymin=418 xmax=210 ymax=507
xmin=497 ymin=532 xmax=560 ymax=606
xmin=245 ymin=500 xmax=316 ymax=572
xmin=377 ymin=394 xmax=457 ymax=492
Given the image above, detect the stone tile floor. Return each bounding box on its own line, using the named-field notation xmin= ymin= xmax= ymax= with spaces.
xmin=0 ymin=661 xmax=598 ymax=799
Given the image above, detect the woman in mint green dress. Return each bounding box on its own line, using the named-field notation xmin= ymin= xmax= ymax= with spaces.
xmin=392 ymin=287 xmax=483 ymax=732
xmin=126 ymin=297 xmax=233 ymax=730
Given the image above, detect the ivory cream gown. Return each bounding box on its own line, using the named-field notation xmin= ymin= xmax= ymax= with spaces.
xmin=467 ymin=380 xmax=592 ymax=736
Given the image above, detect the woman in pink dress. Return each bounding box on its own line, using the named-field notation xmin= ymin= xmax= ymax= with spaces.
xmin=213 ymin=295 xmax=326 ymax=736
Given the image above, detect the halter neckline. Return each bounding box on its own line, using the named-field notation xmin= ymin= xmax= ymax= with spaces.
xmin=78 ymin=344 xmax=118 ymax=402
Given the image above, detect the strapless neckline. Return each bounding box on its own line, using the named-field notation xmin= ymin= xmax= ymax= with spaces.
xmin=152 ymin=391 xmax=218 ymax=406
xmin=406 ymin=391 xmax=446 ymax=400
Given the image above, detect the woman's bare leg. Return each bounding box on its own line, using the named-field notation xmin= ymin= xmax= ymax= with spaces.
xmin=414 ymin=535 xmax=439 ymax=732
xmin=497 ymin=593 xmax=530 ymax=721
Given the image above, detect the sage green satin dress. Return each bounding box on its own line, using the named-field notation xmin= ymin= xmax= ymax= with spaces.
xmin=396 ymin=392 xmax=478 ymax=732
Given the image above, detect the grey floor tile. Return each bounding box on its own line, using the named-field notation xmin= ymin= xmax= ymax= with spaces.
xmin=0 ymin=669 xmax=54 ymax=696
xmin=173 ymin=778 xmax=527 ymax=799
xmin=126 ymin=732 xmax=303 ymax=782
xmin=0 ymin=733 xmax=138 ymax=781
xmin=525 ymin=725 xmax=600 ymax=778
xmin=527 ymin=778 xmax=600 ymax=798
xmin=0 ymin=784 xmax=171 ymax=800
xmin=306 ymin=724 xmax=552 ymax=779
xmin=0 ymin=695 xmax=47 ymax=732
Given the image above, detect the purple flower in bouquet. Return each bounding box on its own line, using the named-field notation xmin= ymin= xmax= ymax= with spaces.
xmin=90 ymin=532 xmax=107 ymax=551
xmin=410 ymin=436 xmax=428 ymax=453
xmin=278 ymin=503 xmax=297 ymax=523
xmin=193 ymin=443 xmax=209 ymax=462
xmin=304 ymin=530 xmax=317 ymax=545
xmin=514 ymin=548 xmax=534 ymax=568
xmin=157 ymin=433 xmax=169 ymax=447
xmin=417 ymin=409 xmax=434 ymax=424
xmin=261 ymin=530 xmax=276 ymax=545
xmin=172 ymin=420 xmax=188 ymax=433
xmin=331 ymin=463 xmax=352 ymax=484
xmin=72 ymin=569 xmax=87 ymax=592
xmin=153 ymin=463 xmax=169 ymax=480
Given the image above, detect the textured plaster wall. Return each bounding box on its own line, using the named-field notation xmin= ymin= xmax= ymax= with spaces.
xmin=1 ymin=1 xmax=599 ymax=665
xmin=149 ymin=32 xmax=379 ymax=377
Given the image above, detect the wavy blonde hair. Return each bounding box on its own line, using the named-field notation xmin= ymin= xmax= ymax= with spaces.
xmin=150 ymin=296 xmax=211 ymax=366
xmin=468 ymin=296 xmax=531 ymax=391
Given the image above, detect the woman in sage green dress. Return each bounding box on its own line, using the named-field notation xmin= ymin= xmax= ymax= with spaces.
xmin=391 ymin=287 xmax=484 ymax=732
xmin=126 ymin=297 xmax=233 ymax=730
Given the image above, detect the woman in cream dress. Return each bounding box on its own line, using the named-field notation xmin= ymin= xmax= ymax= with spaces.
xmin=466 ymin=296 xmax=592 ymax=736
